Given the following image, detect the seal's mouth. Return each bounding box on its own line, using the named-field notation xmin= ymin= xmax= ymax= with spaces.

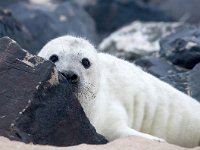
xmin=70 ymin=81 xmax=96 ymax=102
xmin=61 ymin=71 xmax=96 ymax=101
xmin=61 ymin=71 xmax=80 ymax=84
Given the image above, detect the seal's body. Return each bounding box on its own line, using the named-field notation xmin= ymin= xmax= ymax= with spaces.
xmin=38 ymin=36 xmax=200 ymax=148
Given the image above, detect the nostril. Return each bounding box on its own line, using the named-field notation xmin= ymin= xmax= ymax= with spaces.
xmin=71 ymin=74 xmax=79 ymax=83
xmin=61 ymin=71 xmax=79 ymax=84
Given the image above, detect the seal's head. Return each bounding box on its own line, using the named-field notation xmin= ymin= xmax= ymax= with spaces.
xmin=38 ymin=36 xmax=100 ymax=106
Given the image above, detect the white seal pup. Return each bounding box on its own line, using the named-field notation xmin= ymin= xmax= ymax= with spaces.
xmin=38 ymin=36 xmax=200 ymax=148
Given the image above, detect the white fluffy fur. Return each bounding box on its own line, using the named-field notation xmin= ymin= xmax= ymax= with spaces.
xmin=38 ymin=36 xmax=200 ymax=148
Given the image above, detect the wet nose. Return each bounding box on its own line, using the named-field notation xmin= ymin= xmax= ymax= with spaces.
xmin=61 ymin=71 xmax=79 ymax=84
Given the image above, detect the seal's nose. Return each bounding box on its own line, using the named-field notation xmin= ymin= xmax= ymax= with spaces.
xmin=61 ymin=71 xmax=79 ymax=84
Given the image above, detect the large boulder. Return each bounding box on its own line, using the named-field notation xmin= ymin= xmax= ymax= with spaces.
xmin=99 ymin=21 xmax=181 ymax=61
xmin=85 ymin=0 xmax=174 ymax=34
xmin=159 ymin=72 xmax=190 ymax=95
xmin=0 ymin=37 xmax=107 ymax=146
xmin=134 ymin=55 xmax=189 ymax=94
xmin=134 ymin=56 xmax=185 ymax=78
xmin=52 ymin=0 xmax=97 ymax=7
xmin=0 ymin=8 xmax=37 ymax=54
xmin=160 ymin=25 xmax=200 ymax=69
xmin=188 ymin=63 xmax=200 ymax=102
xmin=148 ymin=0 xmax=200 ymax=24
xmin=135 ymin=56 xmax=200 ymax=102
xmin=8 ymin=1 xmax=98 ymax=53
xmin=0 ymin=0 xmax=28 ymax=7
xmin=159 ymin=64 xmax=200 ymax=103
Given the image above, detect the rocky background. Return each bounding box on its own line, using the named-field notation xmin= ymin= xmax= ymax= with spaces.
xmin=0 ymin=0 xmax=200 ymax=149
xmin=0 ymin=0 xmax=200 ymax=102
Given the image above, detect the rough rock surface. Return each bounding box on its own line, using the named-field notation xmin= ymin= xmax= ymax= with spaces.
xmin=0 ymin=8 xmax=36 ymax=53
xmin=0 ymin=0 xmax=28 ymax=7
xmin=135 ymin=57 xmax=200 ymax=102
xmin=188 ymin=63 xmax=200 ymax=101
xmin=99 ymin=22 xmax=181 ymax=61
xmin=1 ymin=136 xmax=199 ymax=150
xmin=160 ymin=25 xmax=200 ymax=69
xmin=149 ymin=0 xmax=200 ymax=24
xmin=134 ymin=56 xmax=185 ymax=78
xmin=8 ymin=1 xmax=97 ymax=53
xmin=86 ymin=0 xmax=173 ymax=33
xmin=159 ymin=64 xmax=200 ymax=103
xmin=0 ymin=37 xmax=107 ymax=146
xmin=52 ymin=0 xmax=97 ymax=7
xmin=159 ymin=72 xmax=190 ymax=95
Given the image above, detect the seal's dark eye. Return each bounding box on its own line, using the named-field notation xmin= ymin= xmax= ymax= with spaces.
xmin=82 ymin=58 xmax=91 ymax=69
xmin=49 ymin=55 xmax=59 ymax=63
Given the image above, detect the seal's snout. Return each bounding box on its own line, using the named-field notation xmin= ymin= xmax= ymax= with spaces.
xmin=61 ymin=71 xmax=80 ymax=84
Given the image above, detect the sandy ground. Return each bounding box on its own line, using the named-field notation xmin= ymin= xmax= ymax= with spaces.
xmin=1 ymin=136 xmax=200 ymax=150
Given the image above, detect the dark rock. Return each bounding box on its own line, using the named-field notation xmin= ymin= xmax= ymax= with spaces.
xmin=0 ymin=0 xmax=28 ymax=7
xmin=134 ymin=56 xmax=185 ymax=78
xmin=159 ymin=65 xmax=200 ymax=103
xmin=0 ymin=8 xmax=37 ymax=54
xmin=135 ymin=56 xmax=200 ymax=101
xmin=86 ymin=0 xmax=174 ymax=34
xmin=188 ymin=63 xmax=200 ymax=102
xmin=54 ymin=0 xmax=97 ymax=7
xmin=8 ymin=1 xmax=98 ymax=53
xmin=160 ymin=72 xmax=190 ymax=95
xmin=160 ymin=25 xmax=200 ymax=69
xmin=148 ymin=0 xmax=200 ymax=24
xmin=99 ymin=21 xmax=181 ymax=61
xmin=0 ymin=37 xmax=107 ymax=146
xmin=134 ymin=55 xmax=190 ymax=94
